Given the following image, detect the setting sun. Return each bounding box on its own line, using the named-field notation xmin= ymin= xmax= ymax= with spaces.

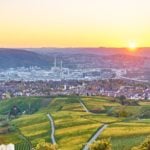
xmin=128 ymin=41 xmax=137 ymax=52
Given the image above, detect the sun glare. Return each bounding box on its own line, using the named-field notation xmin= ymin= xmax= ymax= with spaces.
xmin=128 ymin=41 xmax=137 ymax=52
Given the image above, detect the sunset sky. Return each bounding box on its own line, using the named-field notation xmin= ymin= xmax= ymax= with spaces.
xmin=0 ymin=0 xmax=150 ymax=48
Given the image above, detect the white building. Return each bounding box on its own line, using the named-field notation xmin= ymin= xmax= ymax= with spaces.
xmin=0 ymin=144 xmax=15 ymax=150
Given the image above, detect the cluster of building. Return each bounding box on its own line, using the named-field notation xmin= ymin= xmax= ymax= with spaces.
xmin=0 ymin=79 xmax=149 ymax=100
xmin=0 ymin=57 xmax=149 ymax=100
xmin=0 ymin=58 xmax=126 ymax=81
xmin=100 ymin=85 xmax=150 ymax=100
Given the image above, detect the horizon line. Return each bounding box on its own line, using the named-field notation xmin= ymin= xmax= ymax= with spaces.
xmin=0 ymin=46 xmax=150 ymax=49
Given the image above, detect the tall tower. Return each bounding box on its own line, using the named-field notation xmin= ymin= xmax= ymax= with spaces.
xmin=54 ymin=57 xmax=57 ymax=68
xmin=60 ymin=61 xmax=63 ymax=71
xmin=60 ymin=61 xmax=63 ymax=78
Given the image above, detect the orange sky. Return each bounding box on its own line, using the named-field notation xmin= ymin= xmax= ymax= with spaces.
xmin=0 ymin=0 xmax=150 ymax=48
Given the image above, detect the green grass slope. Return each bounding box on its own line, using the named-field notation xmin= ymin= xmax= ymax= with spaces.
xmin=0 ymin=96 xmax=150 ymax=150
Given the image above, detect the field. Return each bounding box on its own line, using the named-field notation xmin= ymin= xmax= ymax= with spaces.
xmin=100 ymin=121 xmax=150 ymax=150
xmin=0 ymin=96 xmax=150 ymax=149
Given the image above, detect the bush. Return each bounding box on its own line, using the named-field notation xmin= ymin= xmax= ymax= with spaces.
xmin=90 ymin=139 xmax=112 ymax=150
xmin=8 ymin=125 xmax=16 ymax=132
xmin=118 ymin=109 xmax=129 ymax=117
xmin=35 ymin=140 xmax=57 ymax=150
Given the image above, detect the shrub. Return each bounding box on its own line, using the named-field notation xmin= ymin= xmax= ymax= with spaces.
xmin=35 ymin=140 xmax=57 ymax=150
xmin=118 ymin=109 xmax=129 ymax=117
xmin=90 ymin=139 xmax=112 ymax=150
xmin=8 ymin=125 xmax=16 ymax=132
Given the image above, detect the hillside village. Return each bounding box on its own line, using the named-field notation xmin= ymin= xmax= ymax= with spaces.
xmin=0 ymin=79 xmax=149 ymax=101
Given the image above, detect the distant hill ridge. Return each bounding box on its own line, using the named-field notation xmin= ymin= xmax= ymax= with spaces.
xmin=0 ymin=48 xmax=149 ymax=69
xmin=0 ymin=48 xmax=49 ymax=69
xmin=27 ymin=47 xmax=150 ymax=57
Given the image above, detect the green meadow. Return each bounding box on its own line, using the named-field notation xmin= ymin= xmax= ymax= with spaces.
xmin=0 ymin=96 xmax=150 ymax=149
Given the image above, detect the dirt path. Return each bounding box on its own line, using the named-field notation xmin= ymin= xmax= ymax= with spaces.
xmin=83 ymin=124 xmax=108 ymax=150
xmin=79 ymin=100 xmax=89 ymax=113
xmin=47 ymin=114 xmax=56 ymax=144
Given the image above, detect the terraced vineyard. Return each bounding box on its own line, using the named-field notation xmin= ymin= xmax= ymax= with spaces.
xmin=0 ymin=96 xmax=150 ymax=149
xmin=15 ymin=142 xmax=31 ymax=150
xmin=98 ymin=121 xmax=150 ymax=150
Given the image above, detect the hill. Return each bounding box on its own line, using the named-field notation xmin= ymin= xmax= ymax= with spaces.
xmin=0 ymin=96 xmax=150 ymax=150
xmin=0 ymin=48 xmax=150 ymax=70
xmin=0 ymin=48 xmax=49 ymax=69
xmin=28 ymin=48 xmax=150 ymax=69
xmin=27 ymin=47 xmax=150 ymax=57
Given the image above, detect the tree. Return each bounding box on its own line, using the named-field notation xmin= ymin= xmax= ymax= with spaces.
xmin=119 ymin=95 xmax=126 ymax=105
xmin=118 ymin=109 xmax=128 ymax=117
xmin=35 ymin=140 xmax=57 ymax=150
xmin=9 ymin=105 xmax=21 ymax=118
xmin=90 ymin=139 xmax=112 ymax=150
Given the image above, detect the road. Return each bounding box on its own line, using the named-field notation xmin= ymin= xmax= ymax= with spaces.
xmin=79 ymin=100 xmax=89 ymax=113
xmin=119 ymin=75 xmax=148 ymax=83
xmin=83 ymin=124 xmax=108 ymax=150
xmin=47 ymin=114 xmax=56 ymax=144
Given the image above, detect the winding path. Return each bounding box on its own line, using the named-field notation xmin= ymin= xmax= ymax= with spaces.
xmin=79 ymin=100 xmax=89 ymax=113
xmin=119 ymin=75 xmax=148 ymax=83
xmin=47 ymin=114 xmax=56 ymax=144
xmin=83 ymin=124 xmax=108 ymax=150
